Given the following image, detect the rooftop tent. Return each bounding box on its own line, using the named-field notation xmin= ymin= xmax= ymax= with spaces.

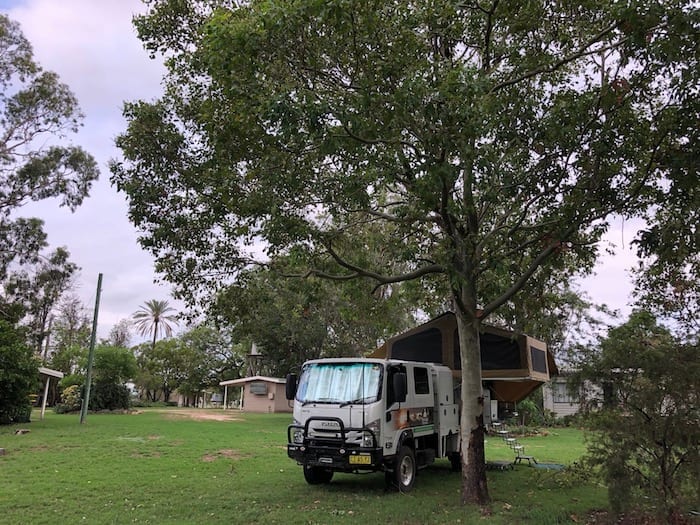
xmin=369 ymin=312 xmax=557 ymax=403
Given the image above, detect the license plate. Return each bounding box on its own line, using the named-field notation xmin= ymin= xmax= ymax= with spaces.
xmin=349 ymin=454 xmax=371 ymax=465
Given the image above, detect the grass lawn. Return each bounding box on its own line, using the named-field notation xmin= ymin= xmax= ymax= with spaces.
xmin=0 ymin=409 xmax=606 ymax=524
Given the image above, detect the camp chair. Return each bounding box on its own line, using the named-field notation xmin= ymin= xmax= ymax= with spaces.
xmin=510 ymin=441 xmax=537 ymax=465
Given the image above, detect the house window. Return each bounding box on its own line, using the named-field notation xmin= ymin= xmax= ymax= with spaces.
xmin=250 ymin=382 xmax=268 ymax=395
xmin=553 ymin=381 xmax=576 ymax=403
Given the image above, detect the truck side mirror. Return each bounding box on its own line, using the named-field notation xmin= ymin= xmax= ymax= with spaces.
xmin=393 ymin=372 xmax=407 ymax=403
xmin=285 ymin=374 xmax=297 ymax=400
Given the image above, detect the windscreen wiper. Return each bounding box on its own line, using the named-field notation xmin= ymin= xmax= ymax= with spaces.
xmin=339 ymin=397 xmax=370 ymax=407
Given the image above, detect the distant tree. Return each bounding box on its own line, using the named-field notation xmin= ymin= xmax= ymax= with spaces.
xmin=575 ymin=311 xmax=699 ymax=521
xmin=133 ymin=342 xmax=161 ymax=402
xmin=4 ymin=248 xmax=78 ymax=354
xmin=0 ymin=320 xmax=38 ymax=424
xmin=93 ymin=345 xmax=137 ymax=385
xmin=214 ymin=261 xmax=414 ymax=376
xmin=108 ymin=319 xmax=132 ymax=348
xmin=48 ymin=294 xmax=90 ymax=375
xmin=132 ymin=299 xmax=178 ymax=351
xmin=135 ymin=339 xmax=187 ymax=402
xmin=176 ymin=325 xmax=244 ymax=405
xmin=89 ymin=345 xmax=138 ymax=411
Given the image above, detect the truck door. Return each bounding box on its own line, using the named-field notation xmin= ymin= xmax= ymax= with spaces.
xmin=406 ymin=365 xmax=435 ymax=438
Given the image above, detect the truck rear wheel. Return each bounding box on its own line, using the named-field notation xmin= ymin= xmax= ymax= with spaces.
xmin=303 ymin=464 xmax=334 ymax=485
xmin=394 ymin=446 xmax=416 ymax=492
xmin=449 ymin=452 xmax=461 ymax=472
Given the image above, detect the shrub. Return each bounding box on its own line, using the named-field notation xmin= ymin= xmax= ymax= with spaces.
xmin=54 ymin=384 xmax=82 ymax=414
xmin=59 ymin=374 xmax=84 ymax=390
xmin=89 ymin=382 xmax=131 ymax=411
xmin=0 ymin=321 xmax=39 ymax=425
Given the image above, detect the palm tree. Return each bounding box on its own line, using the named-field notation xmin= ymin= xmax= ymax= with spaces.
xmin=132 ymin=299 xmax=178 ymax=350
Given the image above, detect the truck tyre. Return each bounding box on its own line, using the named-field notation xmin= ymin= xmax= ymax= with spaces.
xmin=303 ymin=464 xmax=334 ymax=485
xmin=449 ymin=452 xmax=461 ymax=472
xmin=394 ymin=446 xmax=416 ymax=492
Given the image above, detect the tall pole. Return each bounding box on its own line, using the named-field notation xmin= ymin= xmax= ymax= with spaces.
xmin=80 ymin=273 xmax=103 ymax=424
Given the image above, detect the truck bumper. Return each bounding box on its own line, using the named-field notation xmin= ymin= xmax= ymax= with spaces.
xmin=287 ymin=443 xmax=384 ymax=471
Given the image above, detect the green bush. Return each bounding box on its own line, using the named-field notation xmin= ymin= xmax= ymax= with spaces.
xmin=89 ymin=382 xmax=131 ymax=411
xmin=59 ymin=374 xmax=84 ymax=390
xmin=0 ymin=321 xmax=39 ymax=425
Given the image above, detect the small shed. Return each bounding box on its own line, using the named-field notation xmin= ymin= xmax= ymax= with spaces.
xmin=219 ymin=376 xmax=291 ymax=413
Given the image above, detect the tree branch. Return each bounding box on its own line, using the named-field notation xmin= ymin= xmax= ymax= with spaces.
xmin=480 ymin=224 xmax=577 ymax=317
xmin=489 ymin=22 xmax=624 ymax=93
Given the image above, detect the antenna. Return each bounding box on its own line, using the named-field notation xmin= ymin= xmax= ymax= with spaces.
xmin=361 ymin=362 xmax=366 ymax=429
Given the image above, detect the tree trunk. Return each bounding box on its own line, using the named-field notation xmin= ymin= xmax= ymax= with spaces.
xmin=455 ymin=306 xmax=490 ymax=506
xmin=151 ymin=320 xmax=159 ymax=351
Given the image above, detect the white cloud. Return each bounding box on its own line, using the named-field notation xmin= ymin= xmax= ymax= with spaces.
xmin=577 ymin=216 xmax=644 ymax=319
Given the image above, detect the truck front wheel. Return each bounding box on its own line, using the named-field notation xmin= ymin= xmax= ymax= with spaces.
xmin=394 ymin=446 xmax=416 ymax=492
xmin=303 ymin=464 xmax=334 ymax=485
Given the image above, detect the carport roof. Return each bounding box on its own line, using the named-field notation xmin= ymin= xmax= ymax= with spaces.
xmin=219 ymin=375 xmax=285 ymax=387
xmin=38 ymin=366 xmax=64 ymax=378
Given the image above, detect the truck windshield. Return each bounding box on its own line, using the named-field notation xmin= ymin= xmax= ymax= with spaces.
xmin=296 ymin=362 xmax=382 ymax=405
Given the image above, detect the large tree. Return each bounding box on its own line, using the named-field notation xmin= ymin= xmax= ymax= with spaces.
xmin=111 ymin=0 xmax=696 ymax=505
xmin=0 ymin=14 xmax=97 ymax=281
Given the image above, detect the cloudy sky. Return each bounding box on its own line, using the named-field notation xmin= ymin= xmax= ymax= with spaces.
xmin=2 ymin=0 xmax=642 ymax=341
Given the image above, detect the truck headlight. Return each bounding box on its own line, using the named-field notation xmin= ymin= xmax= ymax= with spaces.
xmin=361 ymin=420 xmax=379 ymax=448
xmin=292 ymin=428 xmax=304 ymax=444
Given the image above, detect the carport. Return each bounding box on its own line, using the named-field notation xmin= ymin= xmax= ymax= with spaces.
xmin=38 ymin=367 xmax=64 ymax=420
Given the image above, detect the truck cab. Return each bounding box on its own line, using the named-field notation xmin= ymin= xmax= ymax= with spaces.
xmin=286 ymin=358 xmax=459 ymax=491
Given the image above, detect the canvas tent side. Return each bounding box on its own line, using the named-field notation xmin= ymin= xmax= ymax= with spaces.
xmin=368 ymin=312 xmax=557 ymax=404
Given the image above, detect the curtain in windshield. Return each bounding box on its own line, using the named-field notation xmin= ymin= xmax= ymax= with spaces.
xmin=297 ymin=363 xmax=382 ymax=404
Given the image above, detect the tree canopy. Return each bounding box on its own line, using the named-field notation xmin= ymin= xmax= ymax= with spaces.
xmin=132 ymin=299 xmax=179 ymax=350
xmin=0 ymin=14 xmax=97 ymax=283
xmin=112 ymin=0 xmax=697 ymax=505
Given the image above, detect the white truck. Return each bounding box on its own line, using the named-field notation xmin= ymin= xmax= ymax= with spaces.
xmin=285 ymin=357 xmax=460 ymax=491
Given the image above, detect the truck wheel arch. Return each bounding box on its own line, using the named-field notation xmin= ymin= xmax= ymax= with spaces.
xmin=395 ymin=430 xmax=415 ymax=453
